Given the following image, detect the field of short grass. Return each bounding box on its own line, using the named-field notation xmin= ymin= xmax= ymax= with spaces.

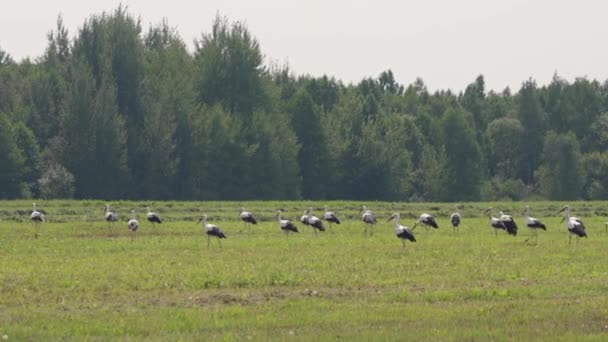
xmin=1 ymin=200 xmax=608 ymax=340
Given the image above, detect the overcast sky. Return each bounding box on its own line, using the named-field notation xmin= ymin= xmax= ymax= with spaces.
xmin=1 ymin=0 xmax=606 ymax=92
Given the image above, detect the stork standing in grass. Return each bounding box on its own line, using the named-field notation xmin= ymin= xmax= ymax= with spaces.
xmin=361 ymin=206 xmax=377 ymax=236
xmin=277 ymin=210 xmax=299 ymax=236
xmin=557 ymin=205 xmax=587 ymax=244
xmin=499 ymin=211 xmax=518 ymax=236
xmin=416 ymin=213 xmax=439 ymax=232
xmin=306 ymin=207 xmax=325 ymax=236
xmin=104 ymin=204 xmax=118 ymax=232
xmin=146 ymin=207 xmax=162 ymax=227
xmin=239 ymin=207 xmax=257 ymax=232
xmin=522 ymin=206 xmax=547 ymax=244
xmin=199 ymin=214 xmax=227 ymax=248
xmin=484 ymin=207 xmax=507 ymax=235
xmin=387 ymin=213 xmax=416 ymax=248
xmin=30 ymin=202 xmax=45 ymax=238
xmin=127 ymin=210 xmax=139 ymax=240
xmin=300 ymin=209 xmax=311 ymax=226
xmin=450 ymin=206 xmax=461 ymax=233
xmin=323 ymin=206 xmax=341 ymax=230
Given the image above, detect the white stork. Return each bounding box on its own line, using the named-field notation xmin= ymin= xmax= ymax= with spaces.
xmin=361 ymin=206 xmax=377 ymax=236
xmin=306 ymin=207 xmax=326 ymax=236
xmin=104 ymin=204 xmax=118 ymax=232
xmin=387 ymin=213 xmax=416 ymax=248
xmin=127 ymin=210 xmax=139 ymax=240
xmin=300 ymin=209 xmax=310 ymax=226
xmin=498 ymin=211 xmax=518 ymax=236
xmin=484 ymin=207 xmax=507 ymax=236
xmin=199 ymin=214 xmax=227 ymax=248
xmin=323 ymin=206 xmax=341 ymax=230
xmin=146 ymin=207 xmax=162 ymax=227
xmin=30 ymin=202 xmax=45 ymax=238
xmin=416 ymin=213 xmax=439 ymax=232
xmin=277 ymin=210 xmax=299 ymax=236
xmin=522 ymin=206 xmax=547 ymax=244
xmin=557 ymin=205 xmax=587 ymax=244
xmin=239 ymin=207 xmax=257 ymax=232
xmin=450 ymin=206 xmax=461 ymax=233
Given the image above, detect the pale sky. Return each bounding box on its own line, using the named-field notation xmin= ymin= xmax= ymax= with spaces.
xmin=1 ymin=0 xmax=607 ymax=92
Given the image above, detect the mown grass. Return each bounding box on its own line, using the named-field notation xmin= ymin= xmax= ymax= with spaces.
xmin=1 ymin=200 xmax=608 ymax=340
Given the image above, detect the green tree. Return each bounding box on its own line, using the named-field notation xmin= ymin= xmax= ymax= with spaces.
xmin=582 ymin=152 xmax=608 ymax=199
xmin=517 ymin=79 xmax=545 ymax=184
xmin=191 ymin=106 xmax=251 ymax=199
xmin=194 ymin=15 xmax=268 ymax=116
xmin=245 ymin=110 xmax=301 ymax=199
xmin=12 ymin=122 xmax=41 ymax=196
xmin=145 ymin=22 xmax=198 ymax=199
xmin=441 ymin=109 xmax=482 ymax=201
xmin=536 ymin=131 xmax=584 ymax=200
xmin=0 ymin=113 xmax=24 ymax=198
xmin=485 ymin=117 xmax=524 ymax=179
xmin=288 ymin=88 xmax=330 ymax=199
xmin=460 ymin=75 xmax=486 ymax=130
xmin=72 ymin=6 xmax=146 ymax=194
xmin=62 ymin=61 xmax=129 ymax=198
xmin=28 ymin=15 xmax=70 ymax=146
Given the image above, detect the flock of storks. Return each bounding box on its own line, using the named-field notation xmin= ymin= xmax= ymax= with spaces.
xmin=25 ymin=202 xmax=588 ymax=247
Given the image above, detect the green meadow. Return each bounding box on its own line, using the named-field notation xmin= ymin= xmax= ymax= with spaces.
xmin=1 ymin=200 xmax=608 ymax=340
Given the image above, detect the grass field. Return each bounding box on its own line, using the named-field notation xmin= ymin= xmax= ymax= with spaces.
xmin=1 ymin=200 xmax=608 ymax=340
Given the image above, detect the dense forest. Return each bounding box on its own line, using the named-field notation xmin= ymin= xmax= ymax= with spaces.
xmin=0 ymin=7 xmax=607 ymax=201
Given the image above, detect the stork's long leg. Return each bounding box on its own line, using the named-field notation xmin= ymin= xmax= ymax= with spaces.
xmin=207 ymin=235 xmax=211 ymax=248
xmin=218 ymin=238 xmax=222 ymax=248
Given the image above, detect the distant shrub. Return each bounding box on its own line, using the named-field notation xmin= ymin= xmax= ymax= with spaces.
xmin=38 ymin=162 xmax=75 ymax=199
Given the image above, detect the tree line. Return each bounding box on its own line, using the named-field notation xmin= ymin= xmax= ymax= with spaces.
xmin=0 ymin=7 xmax=607 ymax=201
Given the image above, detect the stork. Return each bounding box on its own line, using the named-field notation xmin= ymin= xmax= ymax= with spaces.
xmin=306 ymin=207 xmax=326 ymax=236
xmin=417 ymin=213 xmax=439 ymax=232
xmin=104 ymin=204 xmax=118 ymax=232
xmin=498 ymin=211 xmax=518 ymax=236
xmin=323 ymin=206 xmax=341 ymax=230
xmin=484 ymin=207 xmax=507 ymax=235
xmin=239 ymin=207 xmax=257 ymax=232
xmin=199 ymin=214 xmax=227 ymax=248
xmin=450 ymin=206 xmax=461 ymax=233
xmin=30 ymin=202 xmax=45 ymax=238
xmin=127 ymin=210 xmax=139 ymax=240
xmin=557 ymin=205 xmax=587 ymax=244
xmin=277 ymin=210 xmax=299 ymax=236
xmin=146 ymin=207 xmax=162 ymax=227
xmin=387 ymin=213 xmax=416 ymax=248
xmin=361 ymin=206 xmax=377 ymax=236
xmin=300 ymin=209 xmax=310 ymax=226
xmin=522 ymin=206 xmax=546 ymax=244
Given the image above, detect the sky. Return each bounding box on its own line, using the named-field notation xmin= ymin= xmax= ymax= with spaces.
xmin=1 ymin=0 xmax=607 ymax=92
